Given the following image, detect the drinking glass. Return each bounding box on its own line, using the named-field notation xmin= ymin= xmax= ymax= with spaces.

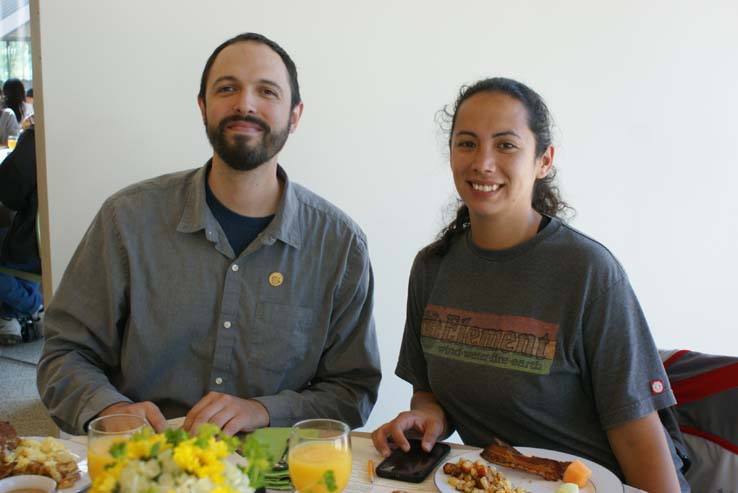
xmin=289 ymin=419 xmax=352 ymax=493
xmin=7 ymin=134 xmax=17 ymax=150
xmin=87 ymin=414 xmax=148 ymax=480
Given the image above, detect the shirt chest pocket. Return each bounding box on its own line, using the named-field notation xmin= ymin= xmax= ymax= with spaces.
xmin=248 ymin=301 xmax=315 ymax=372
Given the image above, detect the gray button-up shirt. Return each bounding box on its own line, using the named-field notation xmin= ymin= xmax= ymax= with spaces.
xmin=37 ymin=164 xmax=381 ymax=434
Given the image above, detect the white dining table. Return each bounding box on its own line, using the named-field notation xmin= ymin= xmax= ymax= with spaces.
xmin=347 ymin=432 xmax=645 ymax=493
xmin=69 ymin=421 xmax=645 ymax=493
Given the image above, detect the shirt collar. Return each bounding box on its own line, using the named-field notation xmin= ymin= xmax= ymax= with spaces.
xmin=177 ymin=164 xmax=211 ymax=234
xmin=177 ymin=162 xmax=302 ymax=249
xmin=263 ymin=165 xmax=302 ymax=249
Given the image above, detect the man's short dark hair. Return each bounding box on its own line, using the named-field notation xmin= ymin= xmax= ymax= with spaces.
xmin=199 ymin=32 xmax=301 ymax=110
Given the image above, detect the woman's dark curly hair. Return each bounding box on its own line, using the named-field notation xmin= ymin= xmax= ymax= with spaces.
xmin=428 ymin=77 xmax=572 ymax=256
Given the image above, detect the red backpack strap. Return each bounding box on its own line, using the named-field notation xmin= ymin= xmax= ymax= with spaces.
xmin=671 ymin=360 xmax=738 ymax=404
xmin=663 ymin=349 xmax=690 ymax=369
xmin=680 ymin=425 xmax=738 ymax=455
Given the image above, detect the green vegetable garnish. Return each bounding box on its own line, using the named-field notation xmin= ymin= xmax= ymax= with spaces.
xmin=322 ymin=470 xmax=337 ymax=493
xmin=149 ymin=441 xmax=160 ymax=459
xmin=164 ymin=427 xmax=188 ymax=447
xmin=109 ymin=441 xmax=127 ymax=459
xmin=239 ymin=435 xmax=271 ymax=489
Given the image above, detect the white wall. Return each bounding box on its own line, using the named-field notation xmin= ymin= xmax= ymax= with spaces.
xmin=36 ymin=0 xmax=738 ymax=432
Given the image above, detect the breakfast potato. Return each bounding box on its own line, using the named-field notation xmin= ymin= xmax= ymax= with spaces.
xmin=443 ymin=458 xmax=526 ymax=493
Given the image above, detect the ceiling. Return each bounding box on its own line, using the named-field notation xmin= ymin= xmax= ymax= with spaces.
xmin=1 ymin=0 xmax=29 ymax=41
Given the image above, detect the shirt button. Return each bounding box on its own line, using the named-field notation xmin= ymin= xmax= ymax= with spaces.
xmin=215 ymin=377 xmax=223 ymax=385
xmin=223 ymin=321 xmax=231 ymax=329
xmin=231 ymin=264 xmax=239 ymax=272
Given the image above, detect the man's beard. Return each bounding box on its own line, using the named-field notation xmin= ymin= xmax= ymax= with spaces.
xmin=206 ymin=114 xmax=290 ymax=171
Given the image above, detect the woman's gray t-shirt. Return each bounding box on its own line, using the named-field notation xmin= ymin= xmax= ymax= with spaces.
xmin=396 ymin=217 xmax=680 ymax=481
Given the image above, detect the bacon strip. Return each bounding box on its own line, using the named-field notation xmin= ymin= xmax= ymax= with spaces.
xmin=0 ymin=421 xmax=20 ymax=479
xmin=0 ymin=421 xmax=20 ymax=451
xmin=480 ymin=438 xmax=570 ymax=482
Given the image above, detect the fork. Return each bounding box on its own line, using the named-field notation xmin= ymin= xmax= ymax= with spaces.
xmin=272 ymin=442 xmax=289 ymax=471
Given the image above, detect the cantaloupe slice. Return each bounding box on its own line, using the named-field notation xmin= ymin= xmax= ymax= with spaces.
xmin=562 ymin=460 xmax=592 ymax=488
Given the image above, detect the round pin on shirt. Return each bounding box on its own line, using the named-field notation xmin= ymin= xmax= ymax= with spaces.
xmin=269 ymin=272 xmax=284 ymax=287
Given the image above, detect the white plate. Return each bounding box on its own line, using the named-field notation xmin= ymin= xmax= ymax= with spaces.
xmin=434 ymin=449 xmax=623 ymax=493
xmin=24 ymin=437 xmax=90 ymax=493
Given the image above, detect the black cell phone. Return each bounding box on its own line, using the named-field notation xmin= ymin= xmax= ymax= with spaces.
xmin=375 ymin=439 xmax=451 ymax=483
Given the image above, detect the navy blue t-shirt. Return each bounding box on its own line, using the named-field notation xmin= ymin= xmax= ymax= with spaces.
xmin=205 ymin=182 xmax=274 ymax=256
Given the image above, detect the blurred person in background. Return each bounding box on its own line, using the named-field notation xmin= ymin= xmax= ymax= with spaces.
xmin=0 ymin=124 xmax=43 ymax=345
xmin=23 ymin=86 xmax=34 ymax=124
xmin=0 ymin=79 xmax=28 ymax=145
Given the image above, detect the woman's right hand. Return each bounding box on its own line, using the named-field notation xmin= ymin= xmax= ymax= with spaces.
xmin=371 ymin=391 xmax=449 ymax=457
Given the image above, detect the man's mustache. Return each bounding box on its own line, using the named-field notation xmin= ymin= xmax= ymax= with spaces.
xmin=218 ymin=115 xmax=271 ymax=134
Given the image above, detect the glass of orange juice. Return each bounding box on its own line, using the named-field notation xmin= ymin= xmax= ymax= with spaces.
xmin=289 ymin=419 xmax=352 ymax=493
xmin=87 ymin=414 xmax=148 ymax=480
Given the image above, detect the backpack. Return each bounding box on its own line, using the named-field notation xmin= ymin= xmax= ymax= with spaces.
xmin=660 ymin=349 xmax=738 ymax=493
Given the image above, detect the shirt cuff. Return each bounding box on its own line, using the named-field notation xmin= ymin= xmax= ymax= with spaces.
xmin=77 ymin=390 xmax=133 ymax=433
xmin=251 ymin=394 xmax=291 ymax=427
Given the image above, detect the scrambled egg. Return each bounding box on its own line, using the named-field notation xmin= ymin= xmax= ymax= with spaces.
xmin=2 ymin=437 xmax=80 ymax=488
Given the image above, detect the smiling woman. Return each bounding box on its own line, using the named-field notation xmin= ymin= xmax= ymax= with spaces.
xmin=372 ymin=77 xmax=689 ymax=493
xmin=449 ymin=90 xmax=554 ymax=249
xmin=430 ymin=78 xmax=571 ymax=255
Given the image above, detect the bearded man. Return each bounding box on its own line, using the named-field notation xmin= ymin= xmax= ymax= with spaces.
xmin=37 ymin=33 xmax=381 ymax=435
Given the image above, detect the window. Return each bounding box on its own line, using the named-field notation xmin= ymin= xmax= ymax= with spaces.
xmin=0 ymin=39 xmax=32 ymax=82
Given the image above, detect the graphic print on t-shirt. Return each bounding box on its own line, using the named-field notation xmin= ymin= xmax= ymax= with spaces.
xmin=421 ymin=304 xmax=558 ymax=375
